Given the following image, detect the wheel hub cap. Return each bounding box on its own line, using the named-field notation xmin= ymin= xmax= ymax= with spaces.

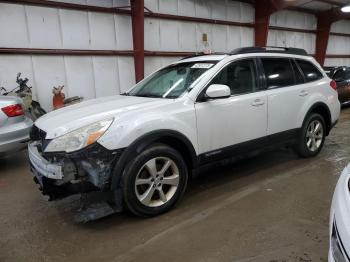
xmin=135 ymin=157 xmax=180 ymax=207
xmin=306 ymin=120 xmax=324 ymax=152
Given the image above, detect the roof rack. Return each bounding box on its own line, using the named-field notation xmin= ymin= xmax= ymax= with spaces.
xmin=180 ymin=52 xmax=227 ymax=60
xmin=230 ymin=46 xmax=308 ymax=56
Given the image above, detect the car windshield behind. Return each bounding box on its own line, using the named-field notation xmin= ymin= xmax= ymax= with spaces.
xmin=125 ymin=62 xmax=216 ymax=98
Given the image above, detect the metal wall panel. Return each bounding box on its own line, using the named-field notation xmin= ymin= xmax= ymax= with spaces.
xmin=145 ymin=18 xmax=254 ymax=53
xmin=144 ymin=0 xmax=254 ymax=22
xmin=331 ymin=20 xmax=350 ymax=34
xmin=144 ymin=57 xmax=182 ymax=77
xmin=267 ymin=30 xmax=316 ymax=54
xmin=268 ymin=10 xmax=316 ymax=54
xmin=327 ymin=20 xmax=350 ymax=66
xmin=270 ymin=10 xmax=317 ymax=30
xmin=0 ymin=2 xmax=134 ymax=111
xmin=327 ymin=36 xmax=350 ymax=55
xmin=31 ymin=56 xmax=67 ymax=111
xmin=324 ymin=58 xmax=350 ymax=67
xmin=89 ymin=12 xmax=117 ymax=50
xmin=0 ymin=4 xmax=29 ymax=48
xmin=92 ymin=57 xmax=120 ymax=97
xmin=0 ymin=55 xmax=134 ymax=111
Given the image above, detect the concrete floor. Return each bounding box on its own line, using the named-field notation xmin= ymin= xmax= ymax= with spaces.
xmin=1 ymin=108 xmax=350 ymax=262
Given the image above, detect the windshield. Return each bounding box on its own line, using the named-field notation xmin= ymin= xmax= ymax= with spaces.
xmin=124 ymin=62 xmax=216 ymax=98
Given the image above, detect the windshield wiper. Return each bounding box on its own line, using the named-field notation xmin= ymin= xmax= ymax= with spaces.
xmin=134 ymin=94 xmax=161 ymax=98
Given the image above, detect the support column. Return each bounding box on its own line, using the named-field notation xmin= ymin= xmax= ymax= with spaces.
xmin=315 ymin=17 xmax=332 ymax=66
xmin=254 ymin=0 xmax=311 ymax=47
xmin=131 ymin=0 xmax=144 ymax=83
xmin=255 ymin=0 xmax=274 ymax=47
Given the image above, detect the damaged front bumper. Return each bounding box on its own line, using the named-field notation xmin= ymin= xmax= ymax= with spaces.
xmin=28 ymin=140 xmax=124 ymax=201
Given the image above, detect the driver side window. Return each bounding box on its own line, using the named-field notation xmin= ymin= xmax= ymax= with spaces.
xmin=211 ymin=59 xmax=257 ymax=95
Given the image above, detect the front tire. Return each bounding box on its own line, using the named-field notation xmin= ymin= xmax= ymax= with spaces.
xmin=122 ymin=144 xmax=188 ymax=217
xmin=296 ymin=113 xmax=326 ymax=158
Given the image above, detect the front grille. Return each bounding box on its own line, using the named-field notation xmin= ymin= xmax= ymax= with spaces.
xmin=331 ymin=220 xmax=350 ymax=262
xmin=29 ymin=125 xmax=49 ymax=152
xmin=29 ymin=125 xmax=46 ymax=142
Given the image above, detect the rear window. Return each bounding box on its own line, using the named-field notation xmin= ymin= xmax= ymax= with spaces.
xmin=296 ymin=60 xmax=323 ymax=82
xmin=261 ymin=58 xmax=295 ymax=89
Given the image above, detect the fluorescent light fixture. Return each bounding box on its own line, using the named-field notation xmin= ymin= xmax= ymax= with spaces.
xmin=341 ymin=5 xmax=350 ymax=13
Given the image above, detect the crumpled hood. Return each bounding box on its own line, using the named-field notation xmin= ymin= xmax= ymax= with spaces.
xmin=35 ymin=95 xmax=168 ymax=139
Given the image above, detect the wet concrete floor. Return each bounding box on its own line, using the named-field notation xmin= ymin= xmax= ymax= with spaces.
xmin=1 ymin=108 xmax=350 ymax=262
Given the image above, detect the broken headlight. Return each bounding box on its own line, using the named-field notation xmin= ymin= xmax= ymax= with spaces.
xmin=45 ymin=119 xmax=113 ymax=153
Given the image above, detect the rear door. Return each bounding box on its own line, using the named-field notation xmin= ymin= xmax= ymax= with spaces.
xmin=260 ymin=57 xmax=307 ymax=139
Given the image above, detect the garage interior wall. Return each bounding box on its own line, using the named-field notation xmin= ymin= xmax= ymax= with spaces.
xmin=143 ymin=0 xmax=254 ymax=76
xmin=1 ymin=0 xmax=349 ymax=111
xmin=0 ymin=0 xmax=134 ymax=111
xmin=267 ymin=10 xmax=316 ymax=54
xmin=325 ymin=20 xmax=350 ymax=67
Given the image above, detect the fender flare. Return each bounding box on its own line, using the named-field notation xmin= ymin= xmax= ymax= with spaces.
xmin=110 ymin=129 xmax=197 ymax=190
xmin=302 ymin=102 xmax=332 ymax=135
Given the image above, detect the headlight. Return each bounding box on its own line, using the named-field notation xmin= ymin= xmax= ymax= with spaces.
xmin=45 ymin=119 xmax=113 ymax=153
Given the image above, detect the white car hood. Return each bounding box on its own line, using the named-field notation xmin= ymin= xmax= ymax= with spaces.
xmin=35 ymin=95 xmax=168 ymax=139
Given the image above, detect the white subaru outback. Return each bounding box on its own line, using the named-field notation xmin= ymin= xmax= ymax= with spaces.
xmin=28 ymin=47 xmax=340 ymax=217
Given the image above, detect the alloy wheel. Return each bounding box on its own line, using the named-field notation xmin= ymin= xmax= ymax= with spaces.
xmin=135 ymin=157 xmax=180 ymax=207
xmin=305 ymin=119 xmax=324 ymax=152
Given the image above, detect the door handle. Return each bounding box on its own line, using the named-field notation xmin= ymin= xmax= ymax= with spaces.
xmin=299 ymin=90 xmax=308 ymax=97
xmin=251 ymin=99 xmax=265 ymax=107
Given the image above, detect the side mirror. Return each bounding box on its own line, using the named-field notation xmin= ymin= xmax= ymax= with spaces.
xmin=205 ymin=84 xmax=231 ymax=99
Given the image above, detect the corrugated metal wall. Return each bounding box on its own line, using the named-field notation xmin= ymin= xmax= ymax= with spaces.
xmin=0 ymin=0 xmax=348 ymax=111
xmin=0 ymin=1 xmax=134 ymax=111
xmin=143 ymin=0 xmax=254 ymax=76
xmin=325 ymin=20 xmax=350 ymax=67
xmin=268 ymin=10 xmax=316 ymax=54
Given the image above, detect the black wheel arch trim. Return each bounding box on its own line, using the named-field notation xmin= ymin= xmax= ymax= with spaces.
xmin=110 ymin=129 xmax=197 ymax=190
xmin=303 ymin=102 xmax=332 ymax=135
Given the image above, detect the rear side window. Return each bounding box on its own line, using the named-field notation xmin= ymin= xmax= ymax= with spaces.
xmin=261 ymin=58 xmax=295 ymax=89
xmin=296 ymin=60 xmax=323 ymax=82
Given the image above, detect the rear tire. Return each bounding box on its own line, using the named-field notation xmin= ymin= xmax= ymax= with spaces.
xmin=295 ymin=113 xmax=326 ymax=158
xmin=122 ymin=144 xmax=188 ymax=217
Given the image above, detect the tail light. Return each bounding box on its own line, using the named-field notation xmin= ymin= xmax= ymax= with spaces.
xmin=1 ymin=104 xmax=25 ymax=117
xmin=330 ymin=80 xmax=337 ymax=90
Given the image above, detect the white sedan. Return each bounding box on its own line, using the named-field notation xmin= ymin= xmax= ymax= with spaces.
xmin=329 ymin=163 xmax=350 ymax=261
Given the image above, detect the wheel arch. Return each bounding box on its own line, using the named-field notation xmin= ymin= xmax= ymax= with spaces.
xmin=303 ymin=102 xmax=332 ymax=135
xmin=110 ymin=129 xmax=197 ymax=190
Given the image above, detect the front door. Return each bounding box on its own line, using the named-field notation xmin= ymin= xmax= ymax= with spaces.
xmin=195 ymin=58 xmax=268 ymax=160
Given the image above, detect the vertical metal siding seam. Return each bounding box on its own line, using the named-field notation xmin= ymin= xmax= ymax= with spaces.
xmin=91 ymin=56 xmax=97 ymax=98
xmin=113 ymin=14 xmax=119 ymax=50
xmin=57 ymin=8 xmax=64 ymax=47
xmin=29 ymin=56 xmax=38 ymax=101
xmin=112 ymin=14 xmax=121 ymax=94
xmin=115 ymin=56 xmax=121 ymax=94
xmin=23 ymin=5 xmax=31 ymax=47
xmin=63 ymin=56 xmax=69 ymax=97
xmin=86 ymin=2 xmax=96 ymax=98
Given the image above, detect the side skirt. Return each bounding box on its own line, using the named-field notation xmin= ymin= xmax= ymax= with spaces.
xmin=197 ymin=128 xmax=300 ymax=167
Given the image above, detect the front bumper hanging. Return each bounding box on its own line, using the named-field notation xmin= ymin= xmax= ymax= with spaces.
xmin=28 ymin=142 xmax=63 ymax=180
